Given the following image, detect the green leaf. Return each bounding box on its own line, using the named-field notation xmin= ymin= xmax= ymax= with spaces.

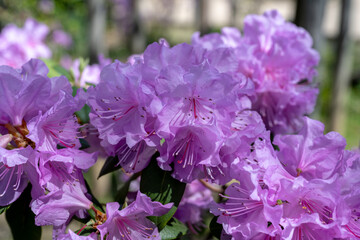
xmin=6 ymin=184 xmax=42 ymax=240
xmin=98 ymin=156 xmax=122 ymax=179
xmin=76 ymin=104 xmax=91 ymax=124
xmin=41 ymin=59 xmax=72 ymax=81
xmin=72 ymin=86 xmax=79 ymax=97
xmin=79 ymin=58 xmax=89 ymax=73
xmin=0 ymin=204 xmax=10 ymax=215
xmin=209 ymin=216 xmax=222 ymax=239
xmin=140 ymin=155 xmax=186 ymax=230
xmin=79 ymin=138 xmax=90 ymax=150
xmin=56 ymin=144 xmax=66 ymax=149
xmin=84 ymin=179 xmax=104 ymax=212
xmin=53 ymin=65 xmax=72 ymax=81
xmin=147 ymin=207 xmax=177 ymax=231
xmin=160 ymin=218 xmax=188 ymax=240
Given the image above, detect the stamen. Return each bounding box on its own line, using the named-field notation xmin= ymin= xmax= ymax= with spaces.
xmin=299 ymin=198 xmax=333 ymax=224
xmin=48 ymin=162 xmax=78 ymax=183
xmin=43 ymin=115 xmax=82 ymax=148
xmin=192 ymin=98 xmax=197 ymax=119
xmin=114 ymin=217 xmax=154 ymax=240
xmin=96 ymin=101 xmax=137 ymax=121
xmin=177 ymin=141 xmax=191 ymax=164
xmin=344 ymin=209 xmax=360 ymax=238
xmin=218 ymin=185 xmax=263 ymax=218
xmin=49 ymin=131 xmax=75 ymax=148
xmin=115 ymin=141 xmax=150 ymax=171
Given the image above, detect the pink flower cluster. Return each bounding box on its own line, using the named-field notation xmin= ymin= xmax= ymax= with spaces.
xmin=211 ymin=118 xmax=360 ymax=239
xmin=0 ymin=19 xmax=51 ymax=68
xmin=0 ymin=10 xmax=359 ymax=240
xmin=192 ymin=10 xmax=319 ymax=134
xmin=0 ymin=59 xmax=96 ymax=226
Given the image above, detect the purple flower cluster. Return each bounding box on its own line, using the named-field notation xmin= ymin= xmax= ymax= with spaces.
xmin=211 ymin=117 xmax=360 ymax=239
xmin=97 ymin=192 xmax=172 ymax=240
xmin=192 ymin=10 xmax=319 ymax=134
xmin=1 ymin=9 xmax=359 ymax=240
xmin=84 ymin=10 xmax=360 ymax=239
xmin=0 ymin=19 xmax=51 ymax=68
xmin=0 ymin=59 xmax=172 ymax=239
xmin=87 ymin=38 xmax=265 ymax=184
xmin=0 ymin=59 xmax=96 ymax=226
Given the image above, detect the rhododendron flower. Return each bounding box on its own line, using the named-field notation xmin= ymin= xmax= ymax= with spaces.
xmin=211 ymin=170 xmax=282 ymax=239
xmin=26 ymin=91 xmax=84 ymax=151
xmin=31 ymin=182 xmax=93 ymax=226
xmin=192 ymin=10 xmax=319 ymax=134
xmin=97 ymin=191 xmax=173 ymax=240
xmin=157 ymin=125 xmax=223 ymax=182
xmin=87 ymin=60 xmax=160 ymax=173
xmin=0 ymin=19 xmax=51 ymax=68
xmin=140 ymin=40 xmax=264 ymax=182
xmin=0 ymin=59 xmax=95 ymax=206
xmin=273 ymin=117 xmax=347 ymax=181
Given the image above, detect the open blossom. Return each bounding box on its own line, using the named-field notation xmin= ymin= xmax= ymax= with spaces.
xmin=0 ymin=19 xmax=51 ymax=68
xmin=97 ymin=191 xmax=173 ymax=240
xmin=0 ymin=59 xmax=68 ymax=205
xmin=0 ymin=161 xmax=29 ymax=206
xmin=246 ymin=10 xmax=319 ymax=134
xmin=87 ymin=39 xmax=266 ymax=182
xmin=26 ymin=91 xmax=84 ymax=152
xmin=31 ymin=153 xmax=95 ymax=227
xmin=273 ymin=117 xmax=347 ymax=181
xmin=274 ymin=177 xmax=346 ymax=239
xmin=142 ymin=40 xmax=264 ymax=183
xmin=192 ymin=10 xmax=319 ymax=134
xmin=211 ymin=116 xmax=357 ymax=239
xmin=31 ymin=181 xmax=93 ymax=227
xmin=211 ymin=169 xmax=282 ymax=239
xmin=157 ymin=124 xmax=223 ymax=182
xmin=0 ymin=59 xmax=96 ymax=207
xmin=87 ymin=60 xmax=160 ymax=173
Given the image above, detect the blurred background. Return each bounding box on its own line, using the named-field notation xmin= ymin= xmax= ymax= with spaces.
xmin=0 ymin=0 xmax=359 ymax=239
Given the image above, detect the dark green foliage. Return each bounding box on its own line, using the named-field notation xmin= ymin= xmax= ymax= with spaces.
xmin=114 ymin=172 xmax=141 ymax=205
xmin=98 ymin=155 xmax=122 ymax=179
xmin=209 ymin=216 xmax=223 ymax=239
xmin=84 ymin=179 xmax=104 ymax=212
xmin=76 ymin=104 xmax=91 ymax=124
xmin=140 ymin=155 xmax=186 ymax=231
xmin=0 ymin=204 xmax=10 ymax=215
xmin=5 ymin=184 xmax=42 ymax=240
xmin=160 ymin=218 xmax=188 ymax=240
xmin=79 ymin=138 xmax=90 ymax=150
